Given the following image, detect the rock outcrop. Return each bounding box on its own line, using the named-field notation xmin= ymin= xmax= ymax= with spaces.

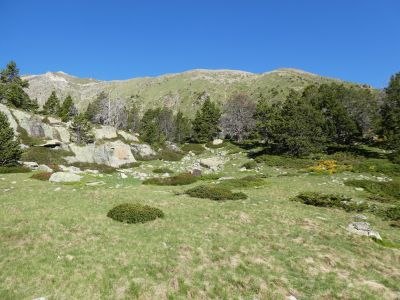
xmin=66 ymin=141 xmax=136 ymax=168
xmin=49 ymin=172 xmax=82 ymax=183
xmin=130 ymin=143 xmax=156 ymax=158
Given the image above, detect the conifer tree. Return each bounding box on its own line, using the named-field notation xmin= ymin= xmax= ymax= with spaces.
xmin=191 ymin=98 xmax=221 ymax=143
xmin=381 ymin=72 xmax=400 ymax=150
xmin=69 ymin=113 xmax=94 ymax=144
xmin=42 ymin=91 xmax=61 ymax=116
xmin=59 ymin=95 xmax=78 ymax=122
xmin=0 ymin=112 xmax=22 ymax=166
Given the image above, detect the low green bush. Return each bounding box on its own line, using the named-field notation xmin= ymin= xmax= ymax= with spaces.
xmin=69 ymin=162 xmax=116 ymax=174
xmin=143 ymin=173 xmax=197 ymax=186
xmin=0 ymin=166 xmax=31 ymax=174
xmin=379 ymin=206 xmax=400 ymax=221
xmin=254 ymin=154 xmax=315 ymax=169
xmin=351 ymin=159 xmax=400 ymax=176
xmin=185 ymin=185 xmax=247 ymax=200
xmin=30 ymin=172 xmax=52 ymax=181
xmin=153 ymin=168 xmax=174 ymax=174
xmin=21 ymin=147 xmax=73 ymax=165
xmin=291 ymin=192 xmax=367 ymax=212
xmin=107 ymin=203 xmax=164 ymax=224
xmin=17 ymin=127 xmax=46 ymax=146
xmin=219 ymin=175 xmax=265 ymax=188
xmin=388 ymin=151 xmax=400 ymax=164
xmin=241 ymin=161 xmax=257 ymax=170
xmin=181 ymin=143 xmax=205 ymax=155
xmin=158 ymin=149 xmax=184 ymax=161
xmin=345 ymin=180 xmax=400 ymax=202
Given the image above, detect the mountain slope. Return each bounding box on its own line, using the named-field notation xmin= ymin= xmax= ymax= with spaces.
xmin=22 ymin=68 xmax=360 ymax=116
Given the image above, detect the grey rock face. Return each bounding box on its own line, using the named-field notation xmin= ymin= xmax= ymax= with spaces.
xmin=66 ymin=140 xmax=136 ymax=168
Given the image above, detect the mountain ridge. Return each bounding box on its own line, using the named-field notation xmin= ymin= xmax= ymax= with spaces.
xmin=21 ymin=68 xmax=368 ymax=116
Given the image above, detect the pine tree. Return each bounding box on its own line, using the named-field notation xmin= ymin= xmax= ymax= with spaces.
xmin=69 ymin=114 xmax=94 ymax=144
xmin=0 ymin=61 xmax=33 ymax=110
xmin=174 ymin=111 xmax=191 ymax=144
xmin=0 ymin=112 xmax=22 ymax=166
xmin=191 ymin=98 xmax=221 ymax=143
xmin=42 ymin=91 xmax=61 ymax=116
xmin=381 ymin=72 xmax=400 ymax=149
xmin=59 ymin=95 xmax=78 ymax=122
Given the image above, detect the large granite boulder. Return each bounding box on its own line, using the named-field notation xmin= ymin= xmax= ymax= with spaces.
xmin=66 ymin=140 xmax=136 ymax=168
xmin=94 ymin=126 xmax=118 ymax=140
xmin=130 ymin=143 xmax=156 ymax=158
xmin=117 ymin=130 xmax=139 ymax=142
xmin=49 ymin=172 xmax=82 ymax=183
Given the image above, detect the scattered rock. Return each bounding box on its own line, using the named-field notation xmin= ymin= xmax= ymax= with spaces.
xmin=22 ymin=161 xmax=39 ymax=170
xmin=353 ymin=214 xmax=368 ymax=220
xmin=60 ymin=165 xmax=82 ymax=174
xmin=37 ymin=164 xmax=53 ymax=172
xmin=200 ymin=157 xmax=225 ymax=171
xmin=86 ymin=181 xmax=105 ymax=186
xmin=120 ymin=173 xmax=128 ymax=179
xmin=49 ymin=172 xmax=82 ymax=183
xmin=65 ymin=255 xmax=74 ymax=261
xmin=190 ymin=169 xmax=202 ymax=177
xmin=355 ymin=187 xmax=364 ymax=191
xmin=54 ymin=187 xmax=61 ymax=191
xmin=347 ymin=222 xmax=381 ymax=240
xmin=212 ymin=139 xmax=223 ymax=145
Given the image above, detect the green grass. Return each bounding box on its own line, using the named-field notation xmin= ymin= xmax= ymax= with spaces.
xmin=218 ymin=175 xmax=266 ymax=189
xmin=0 ymin=159 xmax=399 ymax=299
xmin=181 ymin=143 xmax=205 ymax=155
xmin=143 ymin=173 xmax=197 ymax=186
xmin=152 ymin=167 xmax=174 ymax=174
xmin=345 ymin=179 xmax=400 ymax=202
xmin=0 ymin=166 xmax=31 ymax=174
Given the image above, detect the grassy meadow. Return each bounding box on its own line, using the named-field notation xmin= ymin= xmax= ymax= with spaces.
xmin=1 ymin=148 xmax=400 ymax=299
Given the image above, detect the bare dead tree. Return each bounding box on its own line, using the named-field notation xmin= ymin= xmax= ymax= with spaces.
xmin=220 ymin=93 xmax=256 ymax=142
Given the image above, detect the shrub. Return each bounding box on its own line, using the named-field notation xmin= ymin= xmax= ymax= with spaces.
xmin=143 ymin=173 xmax=197 ymax=186
xmin=0 ymin=166 xmax=31 ymax=174
xmin=21 ymin=147 xmax=73 ymax=165
xmin=185 ymin=185 xmax=247 ymax=200
xmin=107 ymin=203 xmax=164 ymax=224
xmin=388 ymin=151 xmax=400 ymax=164
xmin=351 ymin=159 xmax=400 ymax=176
xmin=291 ymin=192 xmax=367 ymax=212
xmin=69 ymin=162 xmax=116 ymax=174
xmin=30 ymin=172 xmax=52 ymax=181
xmin=345 ymin=180 xmax=400 ymax=202
xmin=158 ymin=149 xmax=184 ymax=161
xmin=181 ymin=143 xmax=205 ymax=155
xmin=380 ymin=206 xmax=400 ymax=221
xmin=199 ymin=173 xmax=223 ymax=181
xmin=219 ymin=175 xmax=265 ymax=188
xmin=153 ymin=168 xmax=174 ymax=174
xmin=241 ymin=161 xmax=257 ymax=170
xmin=254 ymin=154 xmax=315 ymax=169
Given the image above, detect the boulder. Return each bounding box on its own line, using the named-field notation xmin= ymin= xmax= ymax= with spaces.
xmin=212 ymin=139 xmax=223 ymax=145
xmin=190 ymin=169 xmax=202 ymax=176
xmin=37 ymin=164 xmax=53 ymax=172
xmin=165 ymin=141 xmax=180 ymax=152
xmin=94 ymin=126 xmax=118 ymax=140
xmin=200 ymin=157 xmax=225 ymax=170
xmin=38 ymin=139 xmax=62 ymax=148
xmin=49 ymin=172 xmax=82 ymax=183
xmin=22 ymin=161 xmax=39 ymax=170
xmin=66 ymin=140 xmax=136 ymax=168
xmin=130 ymin=143 xmax=156 ymax=158
xmin=347 ymin=222 xmax=382 ymax=240
xmin=59 ymin=165 xmax=82 ymax=174
xmin=117 ymin=130 xmax=139 ymax=142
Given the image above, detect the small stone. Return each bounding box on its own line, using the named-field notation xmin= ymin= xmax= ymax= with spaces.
xmin=11 ymin=181 xmax=17 ymax=184
xmin=86 ymin=181 xmax=105 ymax=186
xmin=355 ymin=187 xmax=364 ymax=191
xmin=120 ymin=173 xmax=128 ymax=179
xmin=353 ymin=214 xmax=368 ymax=220
xmin=65 ymin=255 xmax=74 ymax=261
xmin=54 ymin=187 xmax=61 ymax=191
xmin=288 ymin=295 xmax=298 ymax=300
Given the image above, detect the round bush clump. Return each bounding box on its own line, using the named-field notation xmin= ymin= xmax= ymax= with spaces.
xmin=185 ymin=185 xmax=247 ymax=200
xmin=107 ymin=203 xmax=164 ymax=224
xmin=30 ymin=172 xmax=53 ymax=181
xmin=143 ymin=173 xmax=197 ymax=186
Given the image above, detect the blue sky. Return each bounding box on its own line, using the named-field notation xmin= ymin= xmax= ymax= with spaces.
xmin=1 ymin=0 xmax=399 ymax=87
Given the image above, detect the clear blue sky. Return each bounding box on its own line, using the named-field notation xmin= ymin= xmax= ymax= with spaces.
xmin=1 ymin=0 xmax=399 ymax=87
